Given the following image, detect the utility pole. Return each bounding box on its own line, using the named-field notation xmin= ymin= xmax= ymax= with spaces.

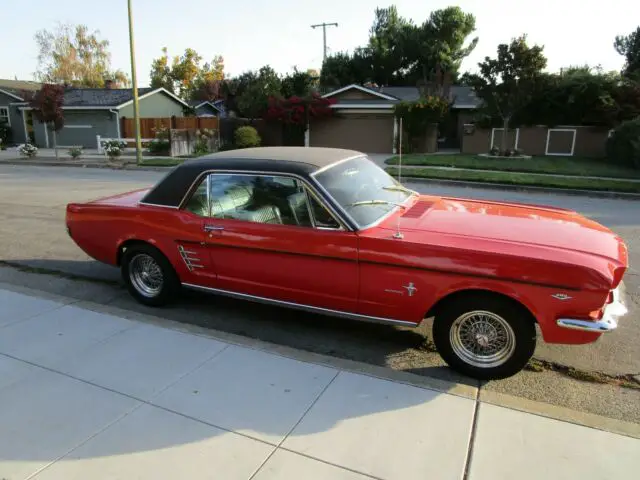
xmin=127 ymin=0 xmax=142 ymax=165
xmin=311 ymin=22 xmax=338 ymax=63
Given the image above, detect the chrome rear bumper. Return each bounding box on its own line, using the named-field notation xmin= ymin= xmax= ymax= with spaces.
xmin=557 ymin=284 xmax=627 ymax=333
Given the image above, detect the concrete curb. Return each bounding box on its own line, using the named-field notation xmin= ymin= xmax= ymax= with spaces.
xmin=0 ymin=160 xmax=170 ymax=172
xmin=399 ymin=176 xmax=640 ymax=200
xmin=2 ymin=281 xmax=639 ymax=440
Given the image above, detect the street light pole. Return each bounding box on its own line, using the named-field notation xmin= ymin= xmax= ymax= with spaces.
xmin=311 ymin=22 xmax=338 ymax=63
xmin=127 ymin=0 xmax=142 ymax=165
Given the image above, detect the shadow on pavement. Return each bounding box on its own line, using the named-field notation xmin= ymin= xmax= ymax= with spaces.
xmin=2 ymin=258 xmax=480 ymax=389
xmin=0 ymin=282 xmax=474 ymax=466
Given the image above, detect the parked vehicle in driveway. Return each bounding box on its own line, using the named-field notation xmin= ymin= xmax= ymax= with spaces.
xmin=66 ymin=147 xmax=629 ymax=380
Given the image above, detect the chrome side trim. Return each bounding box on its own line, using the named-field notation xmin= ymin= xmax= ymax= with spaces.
xmin=557 ymin=285 xmax=627 ymax=333
xmin=139 ymin=202 xmax=179 ymax=209
xmin=182 ymin=282 xmax=419 ymax=328
xmin=178 ymin=245 xmax=204 ymax=271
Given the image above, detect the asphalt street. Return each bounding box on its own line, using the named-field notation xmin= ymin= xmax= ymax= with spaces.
xmin=0 ymin=164 xmax=638 ymax=423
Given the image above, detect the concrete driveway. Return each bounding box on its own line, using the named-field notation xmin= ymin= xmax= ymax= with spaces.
xmin=1 ymin=285 xmax=639 ymax=479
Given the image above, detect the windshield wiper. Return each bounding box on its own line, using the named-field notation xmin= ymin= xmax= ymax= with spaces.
xmin=382 ymin=184 xmax=418 ymax=195
xmin=348 ymin=200 xmax=408 ymax=209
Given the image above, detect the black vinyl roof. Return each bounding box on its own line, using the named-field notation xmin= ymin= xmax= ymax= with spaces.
xmin=141 ymin=147 xmax=363 ymax=207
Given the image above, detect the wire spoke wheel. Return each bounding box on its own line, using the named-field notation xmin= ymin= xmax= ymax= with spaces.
xmin=450 ymin=310 xmax=516 ymax=368
xmin=129 ymin=253 xmax=164 ymax=298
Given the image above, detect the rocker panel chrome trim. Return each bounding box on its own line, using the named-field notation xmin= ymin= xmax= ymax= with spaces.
xmin=182 ymin=282 xmax=419 ymax=327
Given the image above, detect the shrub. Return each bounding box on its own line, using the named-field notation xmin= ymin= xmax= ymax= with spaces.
xmin=606 ymin=117 xmax=640 ymax=169
xmin=101 ymin=139 xmax=127 ymax=160
xmin=193 ymin=128 xmax=217 ymax=156
xmin=147 ymin=126 xmax=170 ymax=155
xmin=234 ymin=126 xmax=261 ymax=148
xmin=68 ymin=146 xmax=82 ymax=159
xmin=18 ymin=143 xmax=38 ymax=157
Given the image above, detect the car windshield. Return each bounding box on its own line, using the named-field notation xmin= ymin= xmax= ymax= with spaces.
xmin=313 ymin=156 xmax=414 ymax=228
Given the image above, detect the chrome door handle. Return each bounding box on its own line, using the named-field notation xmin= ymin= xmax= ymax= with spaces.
xmin=204 ymin=224 xmax=224 ymax=232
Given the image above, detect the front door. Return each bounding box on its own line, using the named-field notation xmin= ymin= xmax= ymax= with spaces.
xmin=185 ymin=172 xmax=359 ymax=313
xmin=173 ymin=180 xmax=218 ymax=286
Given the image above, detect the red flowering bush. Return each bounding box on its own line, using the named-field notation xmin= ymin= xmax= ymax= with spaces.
xmin=265 ymin=93 xmax=335 ymax=125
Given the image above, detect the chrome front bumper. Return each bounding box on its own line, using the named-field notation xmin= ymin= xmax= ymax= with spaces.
xmin=557 ymin=284 xmax=628 ymax=333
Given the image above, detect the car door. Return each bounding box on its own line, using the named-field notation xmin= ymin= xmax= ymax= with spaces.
xmin=197 ymin=172 xmax=360 ymax=313
xmin=171 ymin=178 xmax=218 ymax=286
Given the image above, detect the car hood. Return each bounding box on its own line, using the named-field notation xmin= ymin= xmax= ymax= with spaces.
xmin=389 ymin=195 xmax=627 ymax=264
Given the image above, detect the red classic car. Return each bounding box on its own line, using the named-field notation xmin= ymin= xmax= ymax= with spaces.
xmin=66 ymin=147 xmax=629 ymax=380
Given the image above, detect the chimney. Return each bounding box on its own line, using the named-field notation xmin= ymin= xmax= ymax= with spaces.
xmin=104 ymin=78 xmax=114 ymax=89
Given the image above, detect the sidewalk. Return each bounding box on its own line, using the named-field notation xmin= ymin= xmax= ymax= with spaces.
xmin=0 ymin=285 xmax=638 ymax=479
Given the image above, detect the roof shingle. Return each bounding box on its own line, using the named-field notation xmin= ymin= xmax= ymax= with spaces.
xmin=62 ymin=88 xmax=154 ymax=107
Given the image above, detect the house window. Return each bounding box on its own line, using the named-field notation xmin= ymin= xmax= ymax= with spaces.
xmin=0 ymin=107 xmax=9 ymax=126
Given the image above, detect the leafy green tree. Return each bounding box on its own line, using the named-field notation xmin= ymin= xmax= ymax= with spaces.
xmin=466 ymin=35 xmax=547 ymax=153
xmin=34 ymin=23 xmax=128 ymax=87
xmin=615 ymin=26 xmax=640 ymax=80
xmin=366 ymin=6 xmax=413 ymax=86
xmin=235 ymin=66 xmax=282 ymax=119
xmin=320 ymin=51 xmax=371 ymax=89
xmin=280 ymin=68 xmax=316 ymax=97
xmin=319 ymin=5 xmax=478 ymax=88
xmin=406 ymin=6 xmax=478 ymax=84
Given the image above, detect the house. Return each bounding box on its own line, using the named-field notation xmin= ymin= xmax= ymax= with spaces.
xmin=189 ymin=99 xmax=224 ymax=117
xmin=3 ymin=82 xmax=190 ymax=148
xmin=310 ymin=84 xmax=481 ymax=153
xmin=0 ymin=79 xmax=42 ymax=143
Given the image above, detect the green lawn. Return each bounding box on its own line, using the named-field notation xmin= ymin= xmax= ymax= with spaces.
xmin=386 ymin=166 xmax=640 ymax=193
xmin=385 ymin=154 xmax=640 ymax=179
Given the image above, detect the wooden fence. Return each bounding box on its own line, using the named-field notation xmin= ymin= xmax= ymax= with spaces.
xmin=121 ymin=116 xmax=219 ymax=139
xmin=461 ymin=125 xmax=611 ymax=158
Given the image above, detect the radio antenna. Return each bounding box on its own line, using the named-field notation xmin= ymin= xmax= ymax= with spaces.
xmin=393 ymin=116 xmax=404 ymax=240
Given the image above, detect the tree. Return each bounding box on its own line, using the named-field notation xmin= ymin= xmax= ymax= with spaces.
xmin=366 ymin=6 xmax=413 ymax=86
xmin=320 ymin=51 xmax=371 ymax=89
xmin=235 ymin=66 xmax=282 ymax=119
xmin=319 ymin=5 xmax=478 ymax=88
xmin=280 ymin=68 xmax=316 ymax=98
xmin=406 ymin=6 xmax=478 ymax=84
xmin=192 ymin=79 xmax=222 ymax=102
xmin=149 ymin=48 xmax=225 ymax=99
xmin=265 ymin=93 xmax=335 ymax=146
xmin=29 ymin=84 xmax=65 ymax=158
xmin=466 ymin=35 xmax=547 ymax=153
xmin=34 ymin=23 xmax=128 ymax=87
xmin=614 ymin=26 xmax=640 ymax=80
xmin=149 ymin=47 xmax=173 ymax=91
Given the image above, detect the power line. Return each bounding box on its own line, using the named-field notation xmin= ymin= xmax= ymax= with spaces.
xmin=311 ymin=22 xmax=338 ymax=63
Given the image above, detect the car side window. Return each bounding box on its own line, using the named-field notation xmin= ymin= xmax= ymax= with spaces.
xmin=307 ymin=190 xmax=341 ymax=229
xmin=185 ymin=173 xmax=341 ymax=230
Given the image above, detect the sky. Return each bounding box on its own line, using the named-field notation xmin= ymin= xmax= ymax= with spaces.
xmin=1 ymin=0 xmax=639 ymax=86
